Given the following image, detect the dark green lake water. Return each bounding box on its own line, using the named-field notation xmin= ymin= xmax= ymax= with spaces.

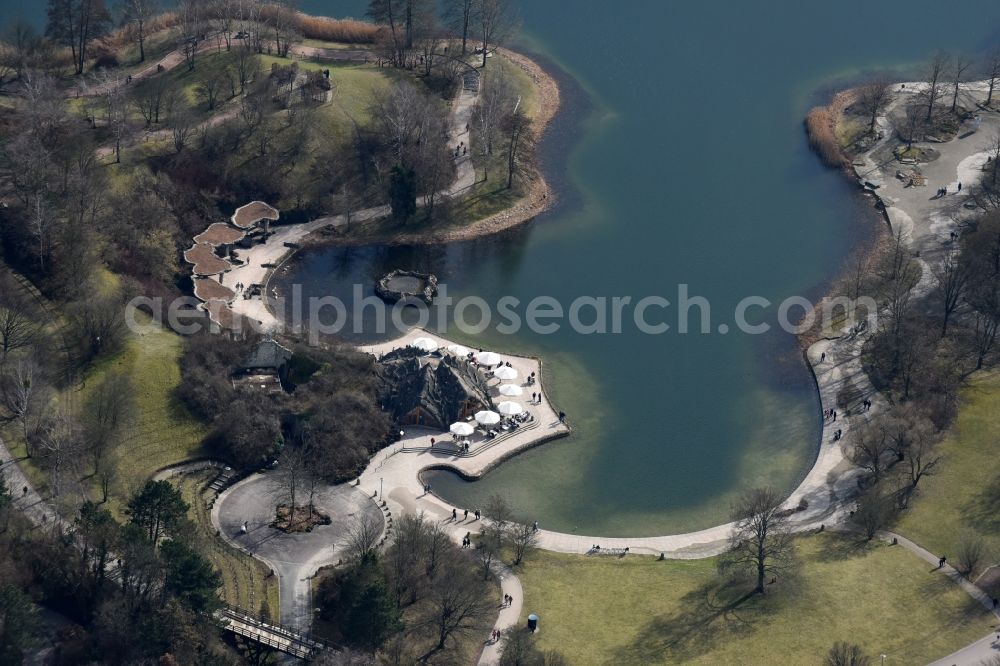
xmin=8 ymin=1 xmax=1000 ymax=536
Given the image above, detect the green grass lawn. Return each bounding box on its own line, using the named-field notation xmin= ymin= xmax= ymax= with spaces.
xmin=893 ymin=370 xmax=1000 ymax=575
xmin=297 ymin=38 xmax=360 ymax=50
xmin=518 ymin=533 xmax=991 ymax=665
xmin=0 ymin=274 xmax=206 ymax=518
xmin=82 ymin=314 xmax=208 ymax=515
xmin=490 ymin=53 xmax=539 ymax=120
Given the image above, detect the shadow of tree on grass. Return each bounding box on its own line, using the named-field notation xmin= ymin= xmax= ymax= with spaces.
xmin=611 ymin=576 xmax=780 ymax=664
xmin=811 ymin=534 xmax=877 ymax=563
xmin=961 ymin=471 xmax=1000 ymax=535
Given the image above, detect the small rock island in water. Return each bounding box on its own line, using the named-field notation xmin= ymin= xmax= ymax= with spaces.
xmin=375 ymin=269 xmax=440 ymax=305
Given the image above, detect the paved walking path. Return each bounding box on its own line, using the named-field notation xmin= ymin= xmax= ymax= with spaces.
xmin=881 ymin=530 xmax=1000 ymax=666
xmin=478 ymin=565 xmax=524 ymax=666
xmin=0 ymin=437 xmax=65 ymax=529
xmin=354 ymin=329 xmax=860 ymax=559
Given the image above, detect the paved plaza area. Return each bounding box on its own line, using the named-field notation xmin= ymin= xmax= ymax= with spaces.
xmin=212 ymin=474 xmax=383 ymax=631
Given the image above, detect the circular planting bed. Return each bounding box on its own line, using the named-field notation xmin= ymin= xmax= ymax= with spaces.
xmin=271 ymin=505 xmax=332 ymax=533
xmin=376 ymin=270 xmax=439 ymax=305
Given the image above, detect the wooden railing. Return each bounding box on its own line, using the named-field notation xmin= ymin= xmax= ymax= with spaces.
xmin=219 ymin=604 xmax=327 ymax=659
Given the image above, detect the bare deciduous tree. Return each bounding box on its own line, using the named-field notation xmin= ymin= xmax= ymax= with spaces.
xmin=119 ymin=0 xmax=158 ymax=63
xmin=266 ymin=0 xmax=299 ymax=58
xmin=36 ymin=410 xmax=84 ymax=498
xmin=984 ymin=48 xmax=1000 ymax=107
xmin=46 ymin=0 xmax=113 ymax=75
xmin=170 ymin=103 xmax=197 ymax=153
xmin=474 ymin=0 xmax=518 ymax=69
xmin=933 ymin=248 xmax=971 ymax=337
xmin=233 ymin=42 xmax=259 ymax=93
xmin=0 ymin=276 xmax=38 ymax=363
xmin=130 ymin=75 xmax=174 ymax=125
xmin=0 ymin=357 xmax=50 ymax=456
xmin=951 ymin=55 xmax=974 ymax=113
xmin=856 ymin=78 xmax=893 ymax=133
xmin=3 ymin=19 xmax=43 ymax=81
xmin=341 ymin=511 xmax=384 ymax=562
xmin=426 ymin=552 xmax=494 ymax=650
xmin=275 ymin=446 xmax=307 ymax=517
xmin=82 ymin=369 xmax=135 ymax=478
xmin=720 ymin=486 xmax=793 ymax=595
xmin=922 ymin=51 xmax=950 ymax=121
xmin=503 ymin=101 xmax=531 ymax=189
xmin=444 ymin=0 xmax=474 ymax=55
xmin=368 ymin=0 xmax=407 ymax=67
xmin=955 ymin=531 xmax=987 ymax=578
xmin=196 ymin=70 xmax=225 ymax=110
xmin=848 ymin=418 xmax=892 ymax=484
xmin=507 ymin=521 xmax=537 ymax=566
xmin=473 ymin=66 xmax=513 ymax=180
xmin=178 ymin=0 xmax=208 ymax=71
xmin=856 ymin=487 xmax=892 ymax=539
xmin=95 ymin=68 xmax=129 ymax=162
xmin=825 ymin=641 xmax=872 ymax=666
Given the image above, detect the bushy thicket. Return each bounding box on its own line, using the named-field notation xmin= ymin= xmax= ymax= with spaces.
xmin=178 ymin=333 xmax=393 ymax=479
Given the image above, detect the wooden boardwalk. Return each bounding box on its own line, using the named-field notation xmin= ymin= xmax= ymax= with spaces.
xmin=219 ymin=606 xmax=327 ymax=660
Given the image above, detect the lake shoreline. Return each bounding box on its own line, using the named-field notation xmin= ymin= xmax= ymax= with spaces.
xmin=798 ymin=85 xmax=894 ymax=352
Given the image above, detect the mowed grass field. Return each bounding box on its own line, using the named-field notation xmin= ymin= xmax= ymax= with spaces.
xmin=518 ymin=533 xmax=991 ymax=665
xmin=893 ymin=370 xmax=1000 ymax=581
xmin=79 ymin=312 xmax=208 ymax=515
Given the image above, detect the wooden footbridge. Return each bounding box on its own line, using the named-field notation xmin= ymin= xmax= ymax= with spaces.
xmin=219 ymin=605 xmax=328 ymax=660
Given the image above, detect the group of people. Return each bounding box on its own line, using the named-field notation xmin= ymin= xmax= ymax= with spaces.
xmin=451 ymin=508 xmax=482 ymax=522
xmin=454 ymin=141 xmax=468 ymax=158
xmin=935 ymin=182 xmax=963 ymax=198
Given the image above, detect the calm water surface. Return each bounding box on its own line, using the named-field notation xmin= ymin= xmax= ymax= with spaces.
xmin=6 ymin=1 xmax=1000 ymax=535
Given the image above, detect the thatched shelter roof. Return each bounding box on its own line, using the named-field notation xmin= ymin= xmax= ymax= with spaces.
xmin=193 ymin=278 xmax=235 ymax=303
xmin=194 ymin=223 xmax=246 ymax=246
xmin=184 ymin=243 xmax=231 ymax=276
xmin=232 ymin=201 xmax=280 ymax=230
xmin=204 ymin=300 xmax=243 ymax=329
xmin=376 ymin=347 xmax=493 ymax=431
